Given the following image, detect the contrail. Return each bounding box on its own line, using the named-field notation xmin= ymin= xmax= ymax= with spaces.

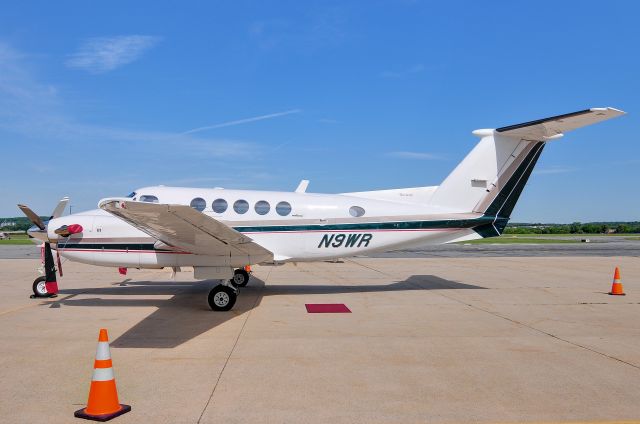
xmin=183 ymin=109 xmax=301 ymax=135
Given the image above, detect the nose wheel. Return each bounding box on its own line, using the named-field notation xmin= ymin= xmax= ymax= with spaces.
xmin=207 ymin=283 xmax=238 ymax=311
xmin=32 ymin=276 xmax=49 ymax=297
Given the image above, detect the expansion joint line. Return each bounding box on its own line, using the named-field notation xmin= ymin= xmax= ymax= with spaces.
xmin=437 ymin=291 xmax=640 ymax=372
xmin=197 ymin=276 xmax=266 ymax=424
xmin=346 ymin=258 xmax=394 ymax=277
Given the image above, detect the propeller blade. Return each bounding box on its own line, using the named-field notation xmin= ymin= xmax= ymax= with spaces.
xmin=50 ymin=197 xmax=69 ymax=219
xmin=17 ymin=204 xmax=46 ymax=230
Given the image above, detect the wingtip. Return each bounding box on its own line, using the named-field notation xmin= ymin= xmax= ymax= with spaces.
xmin=591 ymin=107 xmax=626 ymax=115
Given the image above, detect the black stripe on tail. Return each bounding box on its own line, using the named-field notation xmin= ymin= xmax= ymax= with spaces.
xmin=474 ymin=141 xmax=545 ymax=238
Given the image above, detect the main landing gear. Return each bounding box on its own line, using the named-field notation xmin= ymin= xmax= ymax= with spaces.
xmin=207 ymin=268 xmax=251 ymax=311
xmin=207 ymin=281 xmax=238 ymax=311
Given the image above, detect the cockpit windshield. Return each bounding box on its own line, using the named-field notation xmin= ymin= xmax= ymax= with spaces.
xmin=126 ymin=192 xmax=136 ymax=198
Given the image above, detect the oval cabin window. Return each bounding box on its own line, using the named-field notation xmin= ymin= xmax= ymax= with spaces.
xmin=255 ymin=200 xmax=270 ymax=215
xmin=276 ymin=201 xmax=292 ymax=216
xmin=212 ymin=198 xmax=228 ymax=213
xmin=233 ymin=199 xmax=249 ymax=214
xmin=190 ymin=197 xmax=206 ymax=212
xmin=349 ymin=206 xmax=365 ymax=217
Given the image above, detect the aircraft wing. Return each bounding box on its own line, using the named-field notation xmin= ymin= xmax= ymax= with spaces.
xmin=99 ymin=199 xmax=273 ymax=258
xmin=496 ymin=107 xmax=625 ymax=140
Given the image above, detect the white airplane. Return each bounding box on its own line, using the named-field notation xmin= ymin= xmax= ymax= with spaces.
xmin=19 ymin=107 xmax=625 ymax=311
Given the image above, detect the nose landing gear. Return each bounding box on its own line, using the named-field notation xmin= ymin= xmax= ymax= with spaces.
xmin=32 ymin=276 xmax=48 ymax=297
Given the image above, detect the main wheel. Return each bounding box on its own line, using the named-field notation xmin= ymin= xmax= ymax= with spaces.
xmin=32 ymin=276 xmax=48 ymax=297
xmin=207 ymin=285 xmax=237 ymax=311
xmin=230 ymin=268 xmax=250 ymax=287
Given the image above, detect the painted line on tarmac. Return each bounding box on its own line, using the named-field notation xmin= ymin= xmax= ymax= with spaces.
xmin=436 ymin=290 xmax=640 ymax=371
xmin=352 ymin=258 xmax=640 ymax=372
xmin=493 ymin=421 xmax=640 ymax=424
xmin=197 ymin=268 xmax=271 ymax=424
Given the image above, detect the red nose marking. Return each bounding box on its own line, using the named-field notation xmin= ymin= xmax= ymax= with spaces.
xmin=67 ymin=224 xmax=83 ymax=234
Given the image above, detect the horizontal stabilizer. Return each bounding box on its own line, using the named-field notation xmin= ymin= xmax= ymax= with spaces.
xmin=495 ymin=107 xmax=625 ymax=140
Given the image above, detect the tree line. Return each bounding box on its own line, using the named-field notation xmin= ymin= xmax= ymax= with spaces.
xmin=2 ymin=216 xmax=640 ymax=235
xmin=505 ymin=222 xmax=640 ymax=234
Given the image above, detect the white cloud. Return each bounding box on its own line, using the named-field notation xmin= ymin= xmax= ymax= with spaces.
xmin=380 ymin=64 xmax=425 ymax=78
xmin=387 ymin=151 xmax=441 ymax=160
xmin=183 ymin=109 xmax=301 ymax=134
xmin=66 ymin=35 xmax=161 ymax=73
xmin=0 ymin=40 xmax=253 ymax=158
xmin=317 ymin=118 xmax=339 ymax=124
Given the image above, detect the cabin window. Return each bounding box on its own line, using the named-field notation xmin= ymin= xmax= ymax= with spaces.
xmin=140 ymin=195 xmax=159 ymax=203
xmin=349 ymin=206 xmax=365 ymax=217
xmin=212 ymin=198 xmax=228 ymax=213
xmin=190 ymin=197 xmax=206 ymax=212
xmin=255 ymin=200 xmax=270 ymax=215
xmin=276 ymin=201 xmax=292 ymax=216
xmin=233 ymin=199 xmax=249 ymax=214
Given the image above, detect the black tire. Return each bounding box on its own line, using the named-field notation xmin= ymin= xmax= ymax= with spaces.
xmin=207 ymin=285 xmax=237 ymax=311
xmin=32 ymin=276 xmax=48 ymax=297
xmin=230 ymin=269 xmax=250 ymax=287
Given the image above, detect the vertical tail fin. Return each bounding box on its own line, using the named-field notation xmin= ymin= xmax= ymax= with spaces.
xmin=428 ymin=108 xmax=625 ymax=236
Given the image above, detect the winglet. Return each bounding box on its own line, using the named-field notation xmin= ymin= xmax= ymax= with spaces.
xmin=295 ymin=180 xmax=309 ymax=193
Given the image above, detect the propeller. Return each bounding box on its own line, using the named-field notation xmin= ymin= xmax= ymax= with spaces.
xmin=17 ymin=197 xmax=70 ymax=240
xmin=17 ymin=197 xmax=70 ymax=297
xmin=17 ymin=204 xmax=46 ymax=230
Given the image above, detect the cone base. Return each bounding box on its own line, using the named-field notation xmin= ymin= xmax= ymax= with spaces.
xmin=609 ymin=292 xmax=626 ymax=296
xmin=74 ymin=404 xmax=131 ymax=422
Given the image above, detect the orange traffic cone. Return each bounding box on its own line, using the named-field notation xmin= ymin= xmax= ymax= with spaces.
xmin=609 ymin=267 xmax=626 ymax=296
xmin=74 ymin=329 xmax=131 ymax=421
xmin=244 ymin=264 xmax=252 ymax=273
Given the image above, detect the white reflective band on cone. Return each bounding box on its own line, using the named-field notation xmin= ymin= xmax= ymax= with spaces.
xmin=92 ymin=367 xmax=115 ymax=382
xmin=95 ymin=342 xmax=111 ymax=360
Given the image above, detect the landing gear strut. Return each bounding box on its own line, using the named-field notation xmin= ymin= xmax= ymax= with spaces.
xmin=230 ymin=268 xmax=250 ymax=288
xmin=207 ymin=281 xmax=238 ymax=311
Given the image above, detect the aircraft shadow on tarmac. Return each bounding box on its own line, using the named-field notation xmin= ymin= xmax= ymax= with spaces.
xmin=45 ymin=275 xmax=485 ymax=349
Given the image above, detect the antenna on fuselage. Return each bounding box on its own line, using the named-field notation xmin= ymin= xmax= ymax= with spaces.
xmin=295 ymin=180 xmax=309 ymax=193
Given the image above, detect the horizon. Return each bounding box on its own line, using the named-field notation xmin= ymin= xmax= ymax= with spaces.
xmin=1 ymin=1 xmax=638 ymax=221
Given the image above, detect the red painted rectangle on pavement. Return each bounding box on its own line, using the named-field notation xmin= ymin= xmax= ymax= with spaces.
xmin=305 ymin=303 xmax=351 ymax=313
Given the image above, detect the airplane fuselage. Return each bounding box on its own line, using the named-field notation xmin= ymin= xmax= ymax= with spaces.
xmin=43 ymin=185 xmax=484 ymax=269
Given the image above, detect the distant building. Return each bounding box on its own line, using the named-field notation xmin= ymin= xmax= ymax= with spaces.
xmin=0 ymin=220 xmax=16 ymax=228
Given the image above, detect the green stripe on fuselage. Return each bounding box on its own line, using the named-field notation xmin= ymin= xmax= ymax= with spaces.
xmin=232 ymin=217 xmax=494 ymax=233
xmin=59 ymin=216 xmax=502 ymax=251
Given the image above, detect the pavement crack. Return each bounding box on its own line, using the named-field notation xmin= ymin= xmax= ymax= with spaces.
xmin=346 ymin=258 xmax=393 ymax=276
xmin=196 ymin=280 xmax=264 ymax=424
xmin=437 ymin=291 xmax=640 ymax=371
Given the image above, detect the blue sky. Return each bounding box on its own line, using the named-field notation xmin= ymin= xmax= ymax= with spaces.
xmin=0 ymin=1 xmax=638 ymax=222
